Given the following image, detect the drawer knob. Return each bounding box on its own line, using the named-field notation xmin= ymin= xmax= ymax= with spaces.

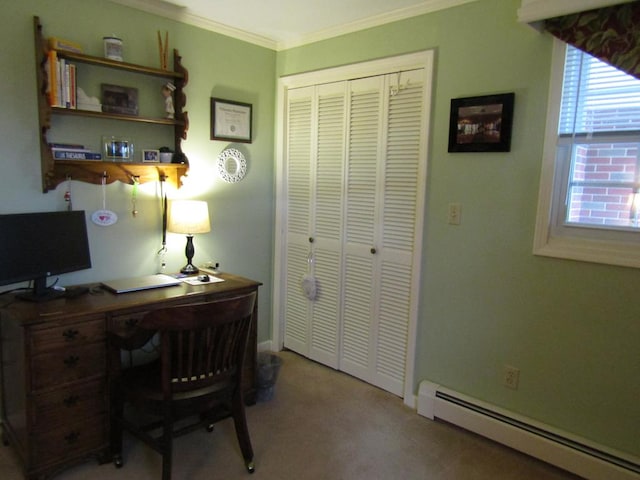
xmin=63 ymin=355 xmax=80 ymax=367
xmin=62 ymin=329 xmax=79 ymax=341
xmin=125 ymin=318 xmax=139 ymax=328
xmin=64 ymin=431 xmax=79 ymax=444
xmin=63 ymin=395 xmax=80 ymax=407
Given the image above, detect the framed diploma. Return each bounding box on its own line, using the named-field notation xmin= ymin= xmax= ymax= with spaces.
xmin=210 ymin=98 xmax=253 ymax=143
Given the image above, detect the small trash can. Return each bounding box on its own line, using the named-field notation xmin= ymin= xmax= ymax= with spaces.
xmin=256 ymin=352 xmax=282 ymax=402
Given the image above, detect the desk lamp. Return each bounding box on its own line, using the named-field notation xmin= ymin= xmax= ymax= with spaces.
xmin=167 ymin=200 xmax=211 ymax=274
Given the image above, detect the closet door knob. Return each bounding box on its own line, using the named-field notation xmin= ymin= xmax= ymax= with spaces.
xmin=370 ymin=247 xmax=377 ymax=254
xmin=309 ymin=237 xmax=314 ymax=243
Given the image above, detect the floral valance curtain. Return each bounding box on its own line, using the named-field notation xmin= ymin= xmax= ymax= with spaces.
xmin=545 ymin=2 xmax=640 ymax=80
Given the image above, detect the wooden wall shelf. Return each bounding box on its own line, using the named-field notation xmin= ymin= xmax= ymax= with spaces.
xmin=51 ymin=107 xmax=186 ymax=126
xmin=45 ymin=161 xmax=188 ymax=190
xmin=33 ymin=16 xmax=190 ymax=192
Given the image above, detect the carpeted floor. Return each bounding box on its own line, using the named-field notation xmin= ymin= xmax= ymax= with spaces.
xmin=0 ymin=350 xmax=583 ymax=480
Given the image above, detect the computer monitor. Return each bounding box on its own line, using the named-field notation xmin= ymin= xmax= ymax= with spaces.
xmin=0 ymin=210 xmax=92 ymax=302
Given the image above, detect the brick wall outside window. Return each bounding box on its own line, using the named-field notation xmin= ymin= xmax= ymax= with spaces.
xmin=567 ymin=143 xmax=639 ymax=227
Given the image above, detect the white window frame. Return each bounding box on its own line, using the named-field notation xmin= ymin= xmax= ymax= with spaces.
xmin=533 ymin=38 xmax=640 ymax=268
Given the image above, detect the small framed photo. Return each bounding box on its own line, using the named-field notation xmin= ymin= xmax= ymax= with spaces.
xmin=210 ymin=98 xmax=252 ymax=143
xmin=142 ymin=149 xmax=160 ymax=163
xmin=103 ymin=136 xmax=133 ymax=162
xmin=101 ymin=83 xmax=139 ymax=116
xmin=448 ymin=93 xmax=514 ymax=153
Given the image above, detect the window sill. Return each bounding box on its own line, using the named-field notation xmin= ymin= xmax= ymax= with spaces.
xmin=533 ymin=234 xmax=640 ymax=269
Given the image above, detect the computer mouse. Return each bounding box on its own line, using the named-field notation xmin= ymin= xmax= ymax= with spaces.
xmin=198 ymin=274 xmax=210 ymax=282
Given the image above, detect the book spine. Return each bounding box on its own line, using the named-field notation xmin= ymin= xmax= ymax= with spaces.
xmin=47 ymin=50 xmax=58 ymax=107
xmin=57 ymin=58 xmax=64 ymax=108
xmin=49 ymin=37 xmax=83 ymax=54
xmin=53 ymin=150 xmax=102 ymax=160
xmin=69 ymin=64 xmax=76 ymax=109
xmin=49 ymin=143 xmax=85 ymax=149
xmin=51 ymin=147 xmax=91 ymax=152
xmin=63 ymin=61 xmax=70 ymax=108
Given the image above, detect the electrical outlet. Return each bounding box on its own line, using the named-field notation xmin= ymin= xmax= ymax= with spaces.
xmin=448 ymin=203 xmax=462 ymax=225
xmin=503 ymin=365 xmax=520 ymax=390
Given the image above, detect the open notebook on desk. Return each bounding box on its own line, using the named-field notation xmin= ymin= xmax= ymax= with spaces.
xmin=101 ymin=274 xmax=182 ymax=294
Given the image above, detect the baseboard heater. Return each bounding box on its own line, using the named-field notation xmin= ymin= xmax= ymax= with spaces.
xmin=417 ymin=381 xmax=639 ymax=480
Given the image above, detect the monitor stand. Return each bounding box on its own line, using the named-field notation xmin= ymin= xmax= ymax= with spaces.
xmin=16 ymin=276 xmax=65 ymax=302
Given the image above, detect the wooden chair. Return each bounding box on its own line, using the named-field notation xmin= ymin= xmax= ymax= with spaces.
xmin=109 ymin=292 xmax=257 ymax=479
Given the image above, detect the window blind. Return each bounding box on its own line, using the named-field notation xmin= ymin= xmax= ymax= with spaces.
xmin=559 ymin=45 xmax=640 ymax=135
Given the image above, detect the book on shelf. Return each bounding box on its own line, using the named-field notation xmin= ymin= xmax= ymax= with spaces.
xmin=52 ymin=150 xmax=102 ymax=160
xmin=49 ymin=143 xmax=86 ymax=149
xmin=45 ymin=50 xmax=76 ymax=109
xmin=48 ymin=37 xmax=83 ymax=54
xmin=48 ymin=142 xmax=87 ymax=150
xmin=46 ymin=49 xmax=57 ymax=106
xmin=52 ymin=148 xmax=95 ymax=154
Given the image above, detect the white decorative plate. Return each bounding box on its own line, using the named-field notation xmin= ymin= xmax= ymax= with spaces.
xmin=217 ymin=148 xmax=247 ymax=183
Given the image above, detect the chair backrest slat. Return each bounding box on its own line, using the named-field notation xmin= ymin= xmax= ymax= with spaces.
xmin=138 ymin=292 xmax=256 ymax=394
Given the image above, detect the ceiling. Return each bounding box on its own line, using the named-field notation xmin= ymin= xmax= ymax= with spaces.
xmin=111 ymin=0 xmax=476 ymax=50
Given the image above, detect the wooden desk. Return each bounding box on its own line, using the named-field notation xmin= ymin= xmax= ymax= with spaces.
xmin=0 ymin=273 xmax=261 ymax=480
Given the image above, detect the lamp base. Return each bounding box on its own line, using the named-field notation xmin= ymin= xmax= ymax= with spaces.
xmin=180 ymin=263 xmax=199 ymax=275
xmin=180 ymin=234 xmax=199 ymax=275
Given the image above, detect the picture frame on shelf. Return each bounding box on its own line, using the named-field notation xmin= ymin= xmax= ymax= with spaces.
xmin=448 ymin=93 xmax=514 ymax=153
xmin=142 ymin=149 xmax=160 ymax=163
xmin=103 ymin=136 xmax=133 ymax=162
xmin=210 ymin=97 xmax=252 ymax=143
xmin=101 ymin=84 xmax=139 ymax=116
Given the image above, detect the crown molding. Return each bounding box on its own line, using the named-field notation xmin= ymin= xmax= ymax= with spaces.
xmin=109 ymin=0 xmax=479 ymax=51
xmin=277 ymin=0 xmax=478 ymax=50
xmin=108 ymin=0 xmax=278 ymax=49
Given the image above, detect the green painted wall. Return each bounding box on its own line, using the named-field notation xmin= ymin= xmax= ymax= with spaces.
xmin=1 ymin=0 xmax=637 ymax=461
xmin=277 ymin=0 xmax=639 ymax=458
xmin=0 ymin=0 xmax=276 ymax=342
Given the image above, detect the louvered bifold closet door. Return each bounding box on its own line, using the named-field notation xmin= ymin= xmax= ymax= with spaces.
xmin=308 ymin=82 xmax=346 ymax=368
xmin=376 ymin=69 xmax=425 ymax=395
xmin=283 ymin=83 xmax=346 ymax=369
xmin=283 ymin=86 xmax=314 ymax=356
xmin=341 ymin=71 xmax=425 ymax=396
xmin=341 ymin=76 xmax=384 ymax=385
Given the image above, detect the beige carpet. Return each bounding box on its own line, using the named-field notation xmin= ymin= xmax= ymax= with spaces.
xmin=1 ymin=350 xmax=582 ymax=480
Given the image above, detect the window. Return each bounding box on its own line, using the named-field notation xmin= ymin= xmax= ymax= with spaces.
xmin=534 ymin=40 xmax=640 ymax=268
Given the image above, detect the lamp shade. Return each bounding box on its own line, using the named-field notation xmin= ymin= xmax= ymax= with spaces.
xmin=167 ymin=200 xmax=211 ymax=234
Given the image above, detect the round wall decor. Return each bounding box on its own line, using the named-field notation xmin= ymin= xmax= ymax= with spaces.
xmin=217 ymin=148 xmax=247 ymax=183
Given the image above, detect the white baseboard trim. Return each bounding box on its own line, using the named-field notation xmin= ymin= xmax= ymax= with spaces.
xmin=417 ymin=381 xmax=639 ymax=480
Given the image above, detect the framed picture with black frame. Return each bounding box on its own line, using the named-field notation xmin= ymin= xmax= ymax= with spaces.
xmin=210 ymin=98 xmax=252 ymax=143
xmin=448 ymin=93 xmax=514 ymax=153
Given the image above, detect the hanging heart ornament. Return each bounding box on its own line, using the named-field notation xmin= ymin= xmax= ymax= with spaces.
xmin=91 ymin=209 xmax=118 ymax=226
xmin=92 ymin=175 xmax=118 ymax=226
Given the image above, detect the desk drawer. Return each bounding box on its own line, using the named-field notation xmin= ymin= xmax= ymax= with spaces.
xmin=30 ymin=316 xmax=105 ymax=353
xmin=108 ymin=311 xmax=148 ymax=333
xmin=32 ymin=414 xmax=106 ymax=467
xmin=32 ymin=343 xmax=106 ymax=390
xmin=32 ymin=379 xmax=106 ymax=429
